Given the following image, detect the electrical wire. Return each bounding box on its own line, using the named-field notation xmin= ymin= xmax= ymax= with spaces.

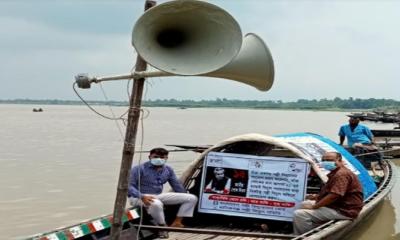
xmin=72 ymin=82 xmax=128 ymax=121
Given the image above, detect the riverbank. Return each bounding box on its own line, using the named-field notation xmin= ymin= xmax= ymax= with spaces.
xmin=1 ymin=98 xmax=400 ymax=111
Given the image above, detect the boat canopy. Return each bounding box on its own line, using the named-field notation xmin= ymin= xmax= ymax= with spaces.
xmin=181 ymin=132 xmax=377 ymax=199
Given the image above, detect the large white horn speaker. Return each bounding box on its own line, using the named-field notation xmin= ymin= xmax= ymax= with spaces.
xmin=132 ymin=0 xmax=242 ymax=75
xmin=203 ymin=33 xmax=275 ymax=91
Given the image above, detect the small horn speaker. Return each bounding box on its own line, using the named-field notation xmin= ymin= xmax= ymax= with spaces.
xmin=132 ymin=0 xmax=242 ymax=75
xmin=203 ymin=33 xmax=275 ymax=91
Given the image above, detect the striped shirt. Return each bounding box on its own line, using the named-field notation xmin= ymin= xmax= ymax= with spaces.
xmin=128 ymin=161 xmax=186 ymax=198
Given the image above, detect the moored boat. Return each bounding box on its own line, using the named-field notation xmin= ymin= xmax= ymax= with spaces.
xmin=371 ymin=129 xmax=400 ymax=157
xmin=26 ymin=133 xmax=396 ymax=240
xmin=372 ymin=129 xmax=400 ymax=138
xmin=347 ymin=112 xmax=400 ymax=124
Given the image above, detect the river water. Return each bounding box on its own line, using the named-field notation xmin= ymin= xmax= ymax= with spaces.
xmin=0 ymin=104 xmax=399 ymax=239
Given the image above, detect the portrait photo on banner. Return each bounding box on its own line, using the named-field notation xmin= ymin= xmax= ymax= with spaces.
xmin=203 ymin=166 xmax=248 ymax=197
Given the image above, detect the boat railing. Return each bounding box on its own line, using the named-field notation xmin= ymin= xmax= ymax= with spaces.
xmin=26 ymin=209 xmax=141 ymax=240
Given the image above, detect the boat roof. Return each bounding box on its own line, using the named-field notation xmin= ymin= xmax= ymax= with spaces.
xmin=181 ymin=132 xmax=377 ymax=199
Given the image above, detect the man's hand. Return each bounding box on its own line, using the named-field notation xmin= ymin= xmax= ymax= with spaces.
xmin=301 ymin=202 xmax=315 ymax=209
xmin=306 ymin=194 xmax=318 ymax=200
xmin=141 ymin=195 xmax=155 ymax=206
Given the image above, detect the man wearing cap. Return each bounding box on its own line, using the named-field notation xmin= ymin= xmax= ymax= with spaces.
xmin=128 ymin=147 xmax=197 ymax=237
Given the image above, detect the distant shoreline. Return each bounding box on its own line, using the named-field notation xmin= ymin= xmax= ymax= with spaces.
xmin=1 ymin=98 xmax=399 ymax=111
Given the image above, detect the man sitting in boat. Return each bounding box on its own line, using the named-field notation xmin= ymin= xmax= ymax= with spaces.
xmin=128 ymin=148 xmax=198 ymax=233
xmin=339 ymin=116 xmax=374 ymax=147
xmin=338 ymin=116 xmax=381 ymax=177
xmin=292 ymin=152 xmax=363 ymax=235
xmin=204 ymin=167 xmax=232 ymax=194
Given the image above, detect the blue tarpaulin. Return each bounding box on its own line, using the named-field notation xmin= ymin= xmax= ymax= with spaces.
xmin=275 ymin=132 xmax=377 ymax=199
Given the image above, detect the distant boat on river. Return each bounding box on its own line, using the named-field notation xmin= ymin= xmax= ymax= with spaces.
xmin=32 ymin=108 xmax=43 ymax=112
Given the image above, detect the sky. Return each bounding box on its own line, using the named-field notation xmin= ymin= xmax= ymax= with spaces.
xmin=0 ymin=0 xmax=399 ymax=102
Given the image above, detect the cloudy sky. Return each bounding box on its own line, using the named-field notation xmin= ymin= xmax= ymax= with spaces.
xmin=1 ymin=0 xmax=399 ymax=101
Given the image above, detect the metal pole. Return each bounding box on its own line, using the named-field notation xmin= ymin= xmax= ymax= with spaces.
xmin=93 ymin=70 xmax=174 ymax=83
xmin=110 ymin=1 xmax=156 ymax=239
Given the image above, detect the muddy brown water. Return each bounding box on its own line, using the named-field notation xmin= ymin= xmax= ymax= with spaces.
xmin=0 ymin=104 xmax=398 ymax=239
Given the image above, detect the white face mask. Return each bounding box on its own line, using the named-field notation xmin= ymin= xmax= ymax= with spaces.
xmin=150 ymin=158 xmax=166 ymax=166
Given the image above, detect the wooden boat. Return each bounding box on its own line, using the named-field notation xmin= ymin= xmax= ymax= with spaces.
xmin=347 ymin=112 xmax=400 ymax=124
xmin=371 ymin=129 xmax=400 ymax=157
xmin=26 ymin=133 xmax=396 ymax=240
xmin=25 ymin=1 xmax=395 ymax=239
xmin=372 ymin=129 xmax=400 ymax=138
xmin=347 ymin=113 xmax=380 ymax=122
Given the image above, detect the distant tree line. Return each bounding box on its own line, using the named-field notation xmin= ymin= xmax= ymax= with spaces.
xmin=1 ymin=97 xmax=400 ymax=110
xmin=143 ymin=97 xmax=400 ymax=110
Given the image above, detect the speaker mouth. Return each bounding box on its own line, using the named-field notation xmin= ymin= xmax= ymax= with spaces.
xmin=156 ymin=29 xmax=187 ymax=49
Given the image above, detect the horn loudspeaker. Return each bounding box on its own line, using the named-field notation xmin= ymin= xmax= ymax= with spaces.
xmin=132 ymin=0 xmax=275 ymax=91
xmin=203 ymin=33 xmax=275 ymax=91
xmin=132 ymin=0 xmax=242 ymax=75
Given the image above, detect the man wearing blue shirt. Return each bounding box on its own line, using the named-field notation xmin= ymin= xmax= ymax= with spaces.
xmin=128 ymin=148 xmax=197 ymax=233
xmin=338 ymin=117 xmax=381 ymax=177
xmin=339 ymin=117 xmax=374 ymax=147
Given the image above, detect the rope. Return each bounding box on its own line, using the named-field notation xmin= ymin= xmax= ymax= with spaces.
xmin=135 ymin=101 xmax=146 ymax=240
xmin=99 ymin=83 xmax=126 ymax=140
xmin=126 ymin=61 xmax=136 ymax=100
xmin=353 ymin=148 xmax=400 ymax=157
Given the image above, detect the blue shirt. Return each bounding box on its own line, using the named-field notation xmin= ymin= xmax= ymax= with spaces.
xmin=338 ymin=124 xmax=373 ymax=147
xmin=128 ymin=161 xmax=186 ymax=198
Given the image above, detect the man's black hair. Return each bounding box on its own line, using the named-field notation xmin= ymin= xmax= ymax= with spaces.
xmin=150 ymin=147 xmax=169 ymax=156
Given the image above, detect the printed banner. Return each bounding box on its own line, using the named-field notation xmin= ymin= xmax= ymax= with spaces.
xmin=198 ymin=152 xmax=308 ymax=221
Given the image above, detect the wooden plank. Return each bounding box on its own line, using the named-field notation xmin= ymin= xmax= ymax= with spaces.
xmin=186 ymin=234 xmax=216 ymax=240
xmin=192 ymin=235 xmax=213 ymax=240
xmin=207 ymin=235 xmax=234 ymax=240
xmin=168 ymin=232 xmax=196 ymax=239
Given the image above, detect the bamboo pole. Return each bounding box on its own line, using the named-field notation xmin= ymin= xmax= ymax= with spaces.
xmin=109 ymin=1 xmax=156 ymax=239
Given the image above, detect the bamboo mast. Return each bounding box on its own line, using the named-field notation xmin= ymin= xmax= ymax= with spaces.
xmin=110 ymin=1 xmax=156 ymax=239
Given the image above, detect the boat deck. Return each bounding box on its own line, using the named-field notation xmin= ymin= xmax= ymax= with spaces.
xmin=128 ymin=224 xmax=296 ymax=240
xmin=166 ymin=233 xmax=272 ymax=240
